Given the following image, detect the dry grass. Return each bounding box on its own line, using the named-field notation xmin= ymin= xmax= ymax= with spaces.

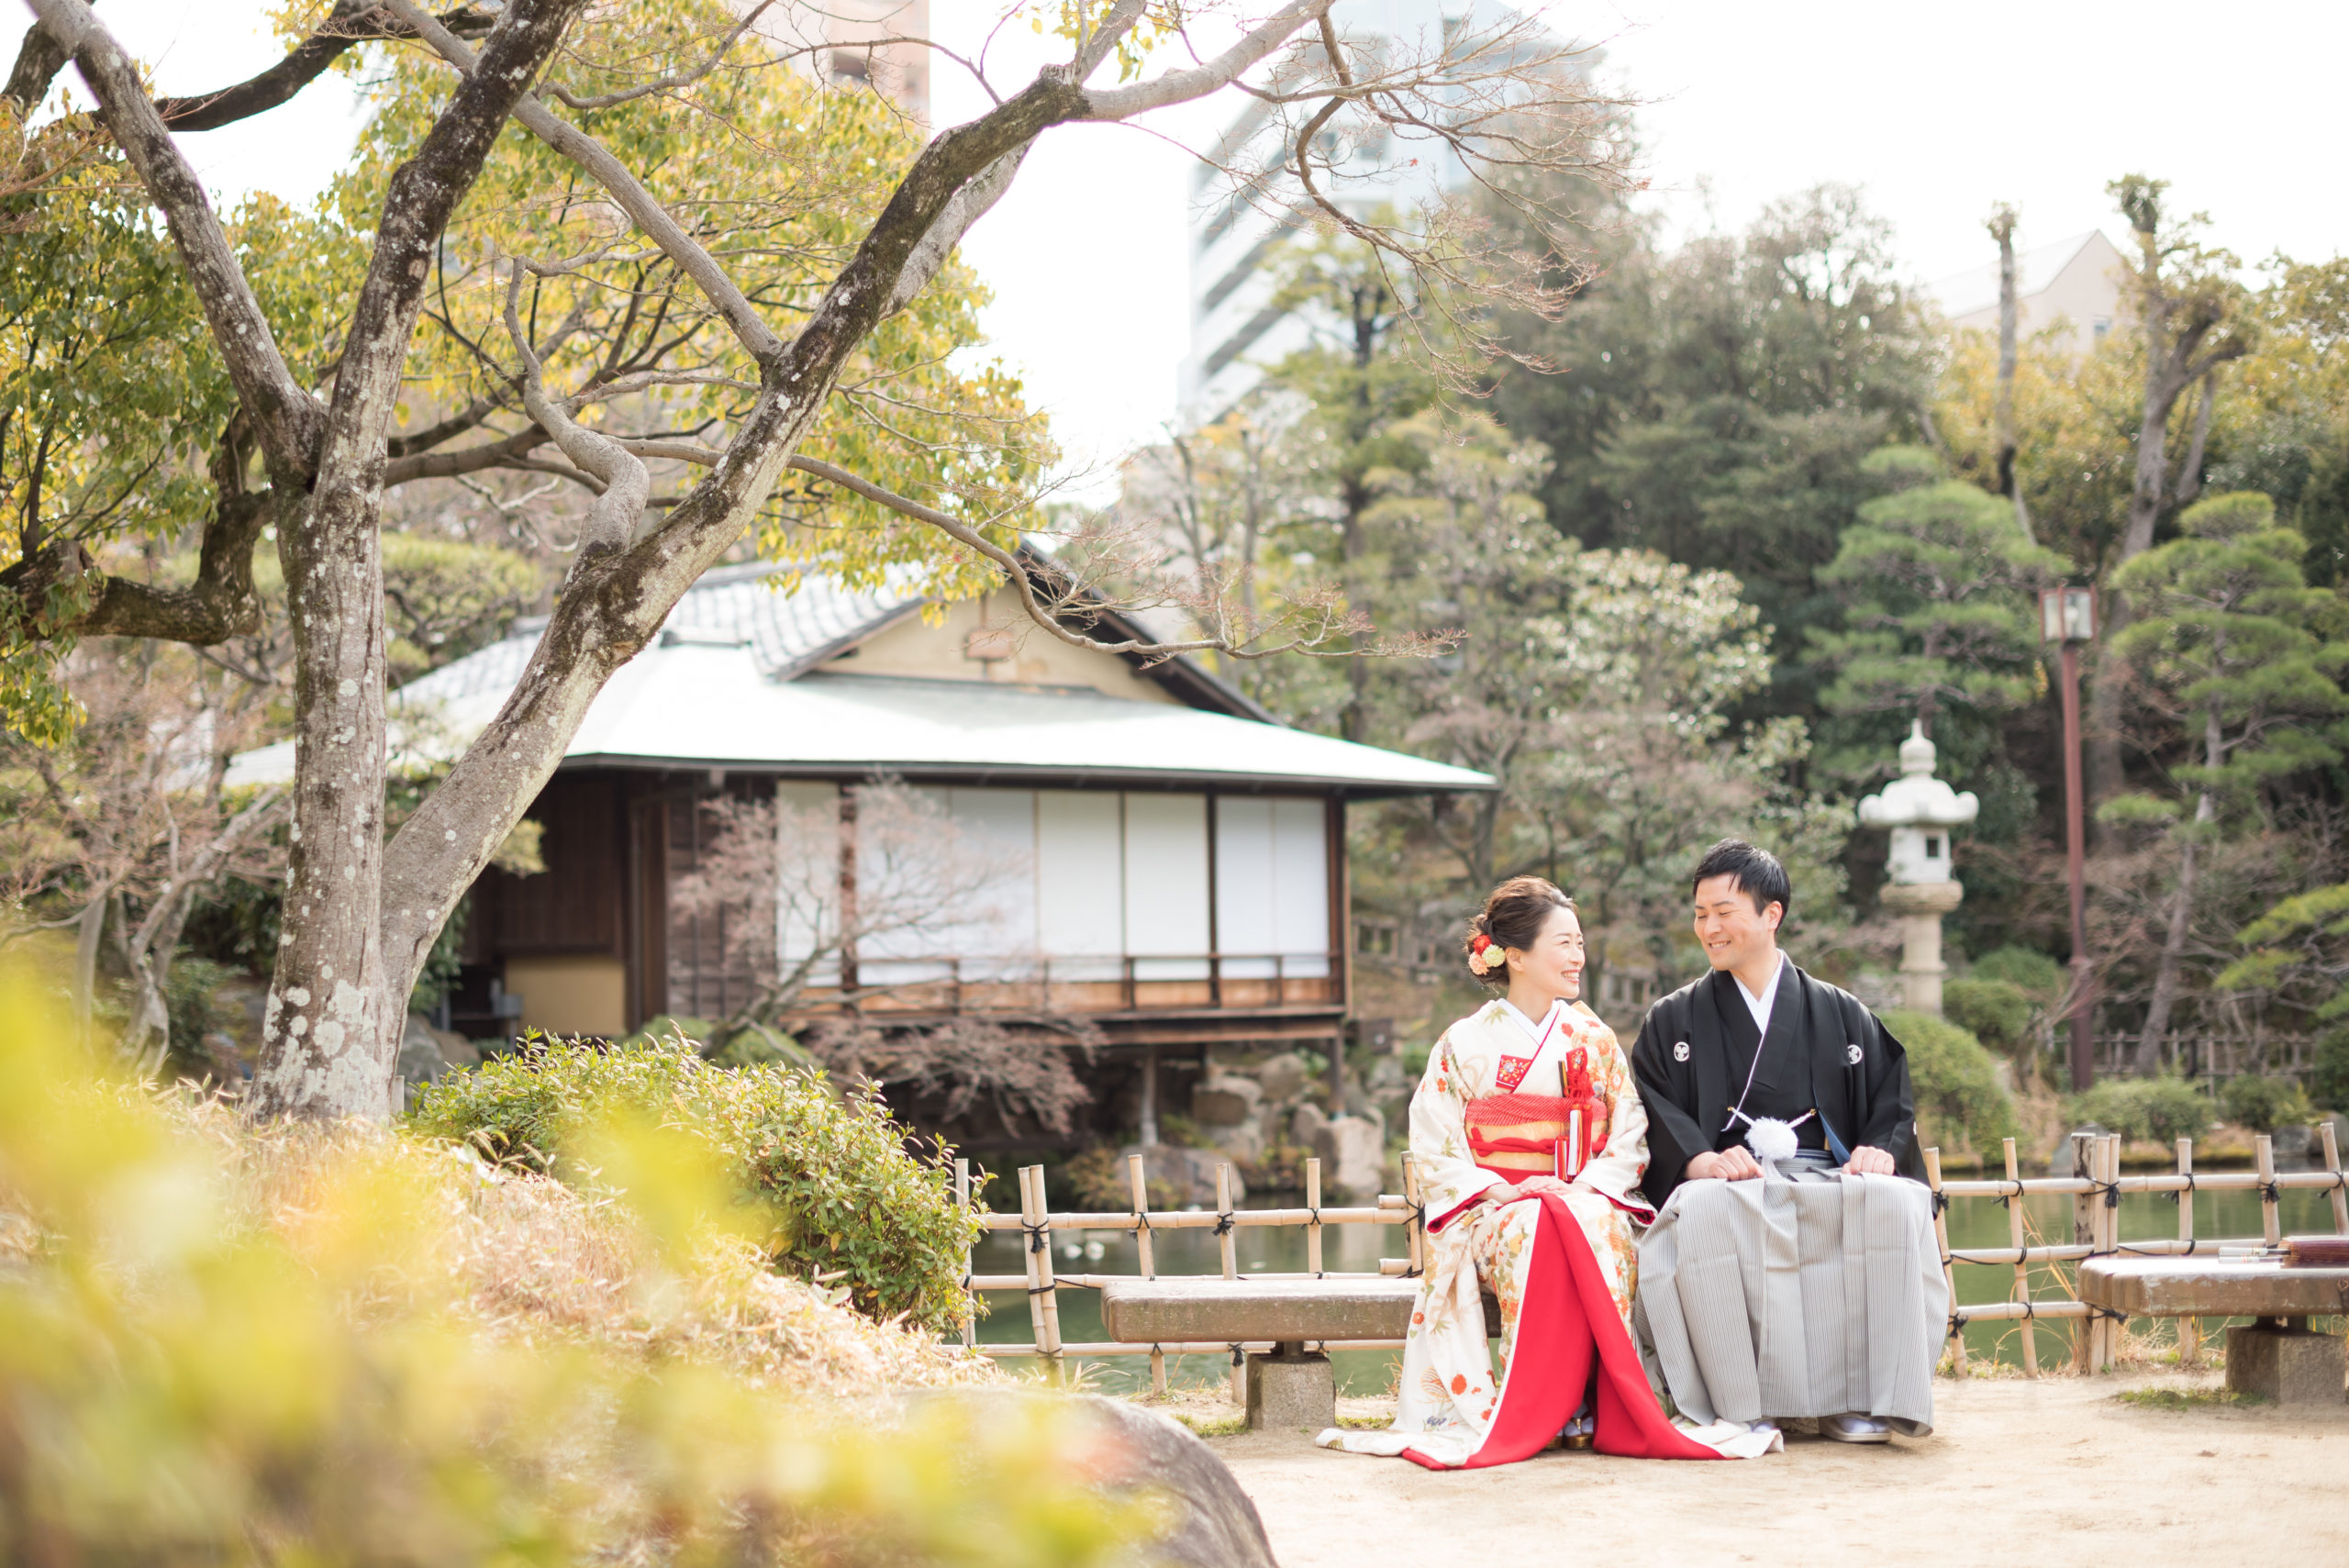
xmin=165 ymin=1092 xmax=1001 ymax=1404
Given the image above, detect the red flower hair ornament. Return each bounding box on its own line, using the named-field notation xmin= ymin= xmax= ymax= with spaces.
xmin=1467 ymin=932 xmax=1499 ymax=976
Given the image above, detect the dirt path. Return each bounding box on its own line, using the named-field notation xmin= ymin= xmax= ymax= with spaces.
xmin=1210 ymin=1374 xmax=2349 ymax=1566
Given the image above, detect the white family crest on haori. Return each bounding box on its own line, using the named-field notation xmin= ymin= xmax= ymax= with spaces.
xmin=1673 ymin=1040 xmax=1690 ymax=1062
xmin=1319 ymin=997 xmax=1777 ymax=1467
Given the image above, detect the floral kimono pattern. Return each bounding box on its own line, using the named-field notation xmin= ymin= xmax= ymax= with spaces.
xmin=1319 ymin=998 xmax=1778 ymax=1467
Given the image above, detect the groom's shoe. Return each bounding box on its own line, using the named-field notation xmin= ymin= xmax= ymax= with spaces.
xmin=1820 ymin=1413 xmax=1890 ymax=1443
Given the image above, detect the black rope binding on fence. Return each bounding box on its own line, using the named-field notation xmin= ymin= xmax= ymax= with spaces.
xmin=1229 ymin=1344 xmax=1244 ymax=1368
xmin=2167 ymin=1170 xmax=2196 ymax=1206
xmin=2260 ymin=1181 xmax=2282 ymax=1205
xmin=1932 ymin=1190 xmax=1949 ymax=1218
xmin=1305 ymin=1206 xmax=1324 ymax=1278
xmin=1022 ymin=1220 xmax=1050 ymax=1255
xmin=1212 ymin=1213 xmax=1236 ymax=1237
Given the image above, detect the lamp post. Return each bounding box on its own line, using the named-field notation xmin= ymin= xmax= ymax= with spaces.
xmin=2041 ymin=586 xmax=2097 ymax=1092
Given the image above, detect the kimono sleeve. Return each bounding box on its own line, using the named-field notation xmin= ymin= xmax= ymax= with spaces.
xmin=1630 ymin=999 xmax=1711 ymax=1211
xmin=1851 ymin=998 xmax=1928 ymax=1182
xmin=1572 ymin=1029 xmax=1655 ymax=1222
xmin=1408 ymin=1029 xmax=1502 ymax=1233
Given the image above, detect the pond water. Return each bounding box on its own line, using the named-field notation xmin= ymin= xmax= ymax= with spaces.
xmin=968 ymin=1173 xmax=2345 ymax=1394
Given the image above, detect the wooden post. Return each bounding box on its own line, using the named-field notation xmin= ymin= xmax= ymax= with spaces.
xmin=2321 ymin=1121 xmax=2348 ymax=1237
xmin=1129 ymin=1152 xmax=1164 ymax=1397
xmin=2174 ymin=1137 xmax=2199 ymax=1366
xmin=1401 ymin=1151 xmax=1426 ymax=1277
xmin=2002 ymin=1138 xmax=2036 ymax=1376
xmin=1019 ymin=1165 xmax=1063 ymax=1382
xmin=2255 ymin=1132 xmax=2281 ymax=1248
xmin=1925 ymin=1147 xmax=1965 ymax=1374
xmin=1218 ymin=1162 xmax=1241 ymax=1406
xmin=2093 ymin=1136 xmax=2121 ymax=1372
xmin=954 ymin=1157 xmax=976 ymax=1352
xmin=1306 ymin=1157 xmax=1325 ymax=1279
xmin=2070 ymin=1130 xmax=2095 ymax=1372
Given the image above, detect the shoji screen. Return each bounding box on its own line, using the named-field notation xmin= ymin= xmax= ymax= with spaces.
xmin=772 ymin=780 xmax=840 ymax=986
xmin=946 ymin=786 xmax=1038 ymax=978
xmin=1214 ymin=796 xmax=1330 ymax=978
xmin=1121 ymin=793 xmax=1210 ymax=980
xmin=1036 ymin=790 xmax=1123 ymax=981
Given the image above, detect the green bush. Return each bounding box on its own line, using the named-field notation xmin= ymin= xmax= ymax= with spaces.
xmin=1881 ymin=1008 xmax=2016 ymax=1152
xmin=2313 ymin=1029 xmax=2349 ymax=1114
xmin=1943 ymin=977 xmax=2034 ymax=1055
xmin=408 ymin=1034 xmax=983 ymax=1334
xmin=2219 ymin=1073 xmax=2315 ymax=1133
xmin=2068 ymin=1076 xmax=2212 ymax=1144
xmin=1971 ymin=945 xmax=2067 ymax=1006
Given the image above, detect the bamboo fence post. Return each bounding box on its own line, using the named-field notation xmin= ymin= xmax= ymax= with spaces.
xmin=1128 ymin=1152 xmax=1164 ymax=1397
xmin=2173 ymin=1137 xmax=2199 ymax=1366
xmin=2321 ymin=1121 xmax=2349 ymax=1237
xmin=1306 ymin=1157 xmax=1325 ymax=1279
xmin=2001 ymin=1138 xmax=2036 ymax=1376
xmin=1218 ymin=1162 xmax=1241 ymax=1406
xmin=2255 ymin=1134 xmax=2281 ymax=1248
xmin=1924 ymin=1147 xmax=1965 ymax=1374
xmin=2070 ymin=1131 xmax=2096 ymax=1372
xmin=954 ymin=1157 xmax=976 ymax=1352
xmin=1401 ymin=1151 xmax=1426 ymax=1276
xmin=2094 ymin=1135 xmax=2121 ymax=1372
xmin=1019 ymin=1165 xmax=1063 ymax=1382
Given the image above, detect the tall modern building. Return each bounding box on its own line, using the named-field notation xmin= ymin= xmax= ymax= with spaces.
xmin=1177 ymin=0 xmax=1495 ymax=420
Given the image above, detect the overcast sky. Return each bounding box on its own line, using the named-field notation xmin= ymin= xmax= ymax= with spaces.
xmin=31 ymin=0 xmax=2349 ymax=488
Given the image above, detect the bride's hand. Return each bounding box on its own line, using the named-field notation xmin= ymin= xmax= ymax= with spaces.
xmin=1494 ymin=1175 xmax=1574 ymax=1203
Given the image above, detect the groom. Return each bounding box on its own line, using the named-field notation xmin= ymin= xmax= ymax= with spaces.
xmin=1628 ymin=839 xmax=1943 ymax=1444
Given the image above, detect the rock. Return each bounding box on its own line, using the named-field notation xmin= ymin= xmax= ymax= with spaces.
xmin=921 ymin=1391 xmax=1279 ymax=1567
xmin=1207 ymin=1119 xmax=1265 ymax=1170
xmin=2272 ymin=1122 xmax=2318 ymax=1162
xmin=1312 ymin=1114 xmax=1386 ymax=1201
xmin=1124 ymin=1144 xmax=1247 ymax=1208
xmin=1290 ymin=1101 xmax=1327 ymax=1151
xmin=1255 ymin=1051 xmax=1310 ymax=1106
xmin=1190 ymin=1074 xmax=1263 ymax=1128
xmin=430 ymin=1025 xmax=481 ymax=1071
xmin=397 ymin=1012 xmax=450 ymax=1090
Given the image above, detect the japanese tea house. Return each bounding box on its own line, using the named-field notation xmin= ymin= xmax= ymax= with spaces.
xmin=233 ymin=562 xmax=1491 ymax=1073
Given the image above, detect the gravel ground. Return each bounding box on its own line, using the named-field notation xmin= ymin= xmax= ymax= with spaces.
xmin=1202 ymin=1372 xmax=2349 ymax=1566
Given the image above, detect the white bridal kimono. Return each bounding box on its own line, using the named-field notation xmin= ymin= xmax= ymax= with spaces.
xmin=1319 ymin=998 xmax=1777 ymax=1467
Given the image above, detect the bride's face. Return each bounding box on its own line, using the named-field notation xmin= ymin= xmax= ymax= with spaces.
xmin=1507 ymin=905 xmax=1586 ymax=1001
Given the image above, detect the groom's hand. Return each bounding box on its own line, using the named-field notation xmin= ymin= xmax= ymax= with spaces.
xmin=1686 ymin=1148 xmax=1763 ymax=1182
xmin=1842 ymin=1145 xmax=1897 ymax=1175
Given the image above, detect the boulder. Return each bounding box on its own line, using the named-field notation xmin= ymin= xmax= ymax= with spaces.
xmin=1254 ymin=1051 xmax=1311 ymax=1106
xmin=430 ymin=1026 xmax=481 ymax=1072
xmin=2272 ymin=1121 xmax=2318 ymax=1162
xmin=397 ymin=1012 xmax=450 ymax=1090
xmin=1290 ymin=1101 xmax=1327 ymax=1151
xmin=1124 ymin=1144 xmax=1248 ymax=1208
xmin=1207 ymin=1120 xmax=1265 ymax=1170
xmin=1190 ymin=1074 xmax=1263 ymax=1127
xmin=1312 ymin=1114 xmax=1386 ymax=1201
xmin=921 ymin=1391 xmax=1279 ymax=1567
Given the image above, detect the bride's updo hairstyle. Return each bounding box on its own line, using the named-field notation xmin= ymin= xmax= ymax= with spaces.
xmin=1464 ymin=876 xmax=1574 ymax=989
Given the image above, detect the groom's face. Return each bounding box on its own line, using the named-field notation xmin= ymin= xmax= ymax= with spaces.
xmin=1692 ymin=873 xmax=1783 ymax=973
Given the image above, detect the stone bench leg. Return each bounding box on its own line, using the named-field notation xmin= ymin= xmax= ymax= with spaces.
xmin=2225 ymin=1318 xmax=2346 ymax=1406
xmin=1245 ymin=1341 xmax=1334 ymax=1431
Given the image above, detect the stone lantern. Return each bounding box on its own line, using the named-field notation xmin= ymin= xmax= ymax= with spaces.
xmin=1858 ymin=720 xmax=1978 ymax=1016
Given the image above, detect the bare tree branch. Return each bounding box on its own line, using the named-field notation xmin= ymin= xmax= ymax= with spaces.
xmin=502 ymin=263 xmax=647 ymax=556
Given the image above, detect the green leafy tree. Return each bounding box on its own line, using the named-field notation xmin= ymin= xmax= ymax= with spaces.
xmin=0 ymin=0 xmax=1630 ymax=1117
xmin=1808 ymin=451 xmax=2068 ymax=772
xmin=2104 ymin=492 xmax=2349 ymax=1069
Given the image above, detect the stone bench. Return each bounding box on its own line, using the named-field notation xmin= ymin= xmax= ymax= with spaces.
xmin=2077 ymin=1256 xmax=2349 ymax=1405
xmin=1097 ymin=1276 xmax=1497 ymax=1430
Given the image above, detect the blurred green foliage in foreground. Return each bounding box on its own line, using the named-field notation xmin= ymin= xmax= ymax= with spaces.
xmin=0 ymin=965 xmax=1153 ymax=1565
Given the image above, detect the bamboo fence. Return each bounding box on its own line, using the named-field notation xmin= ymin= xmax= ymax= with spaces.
xmin=952 ymin=1126 xmax=2349 ymax=1378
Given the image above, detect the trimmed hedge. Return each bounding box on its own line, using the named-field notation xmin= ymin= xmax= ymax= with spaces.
xmin=409 ymin=1035 xmax=982 ymax=1335
xmin=2219 ymin=1073 xmax=2314 ymax=1134
xmin=1881 ymin=1008 xmax=2016 ymax=1154
xmin=1943 ymin=977 xmax=2034 ymax=1055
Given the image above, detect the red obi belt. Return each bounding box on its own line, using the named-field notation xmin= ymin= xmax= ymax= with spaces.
xmin=1464 ymin=1047 xmax=1609 ymax=1181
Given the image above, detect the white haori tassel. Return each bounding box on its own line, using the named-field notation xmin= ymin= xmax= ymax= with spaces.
xmin=1742 ymin=1116 xmax=1801 ymax=1163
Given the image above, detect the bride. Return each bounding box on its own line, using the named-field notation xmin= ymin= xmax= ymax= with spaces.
xmin=1319 ymin=876 xmax=1775 ymax=1467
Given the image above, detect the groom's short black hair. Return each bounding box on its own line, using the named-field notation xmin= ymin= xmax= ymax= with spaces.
xmin=1691 ymin=839 xmax=1790 ymax=918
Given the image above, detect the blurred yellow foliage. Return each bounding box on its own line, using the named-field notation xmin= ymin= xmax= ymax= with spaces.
xmin=0 ymin=962 xmax=1153 ymax=1565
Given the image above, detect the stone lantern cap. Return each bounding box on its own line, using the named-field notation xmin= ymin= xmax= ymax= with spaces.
xmin=1858 ymin=720 xmax=1979 ymax=830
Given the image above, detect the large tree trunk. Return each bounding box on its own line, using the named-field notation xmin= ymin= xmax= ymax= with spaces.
xmin=1987 ymin=204 xmax=2032 ymax=542
xmin=243 ymin=0 xmax=592 ymax=1118
xmin=2134 ymin=696 xmax=2223 ymax=1073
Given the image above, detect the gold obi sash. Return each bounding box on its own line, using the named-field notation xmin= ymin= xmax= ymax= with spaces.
xmin=1464 ymin=1046 xmax=1610 ymax=1181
